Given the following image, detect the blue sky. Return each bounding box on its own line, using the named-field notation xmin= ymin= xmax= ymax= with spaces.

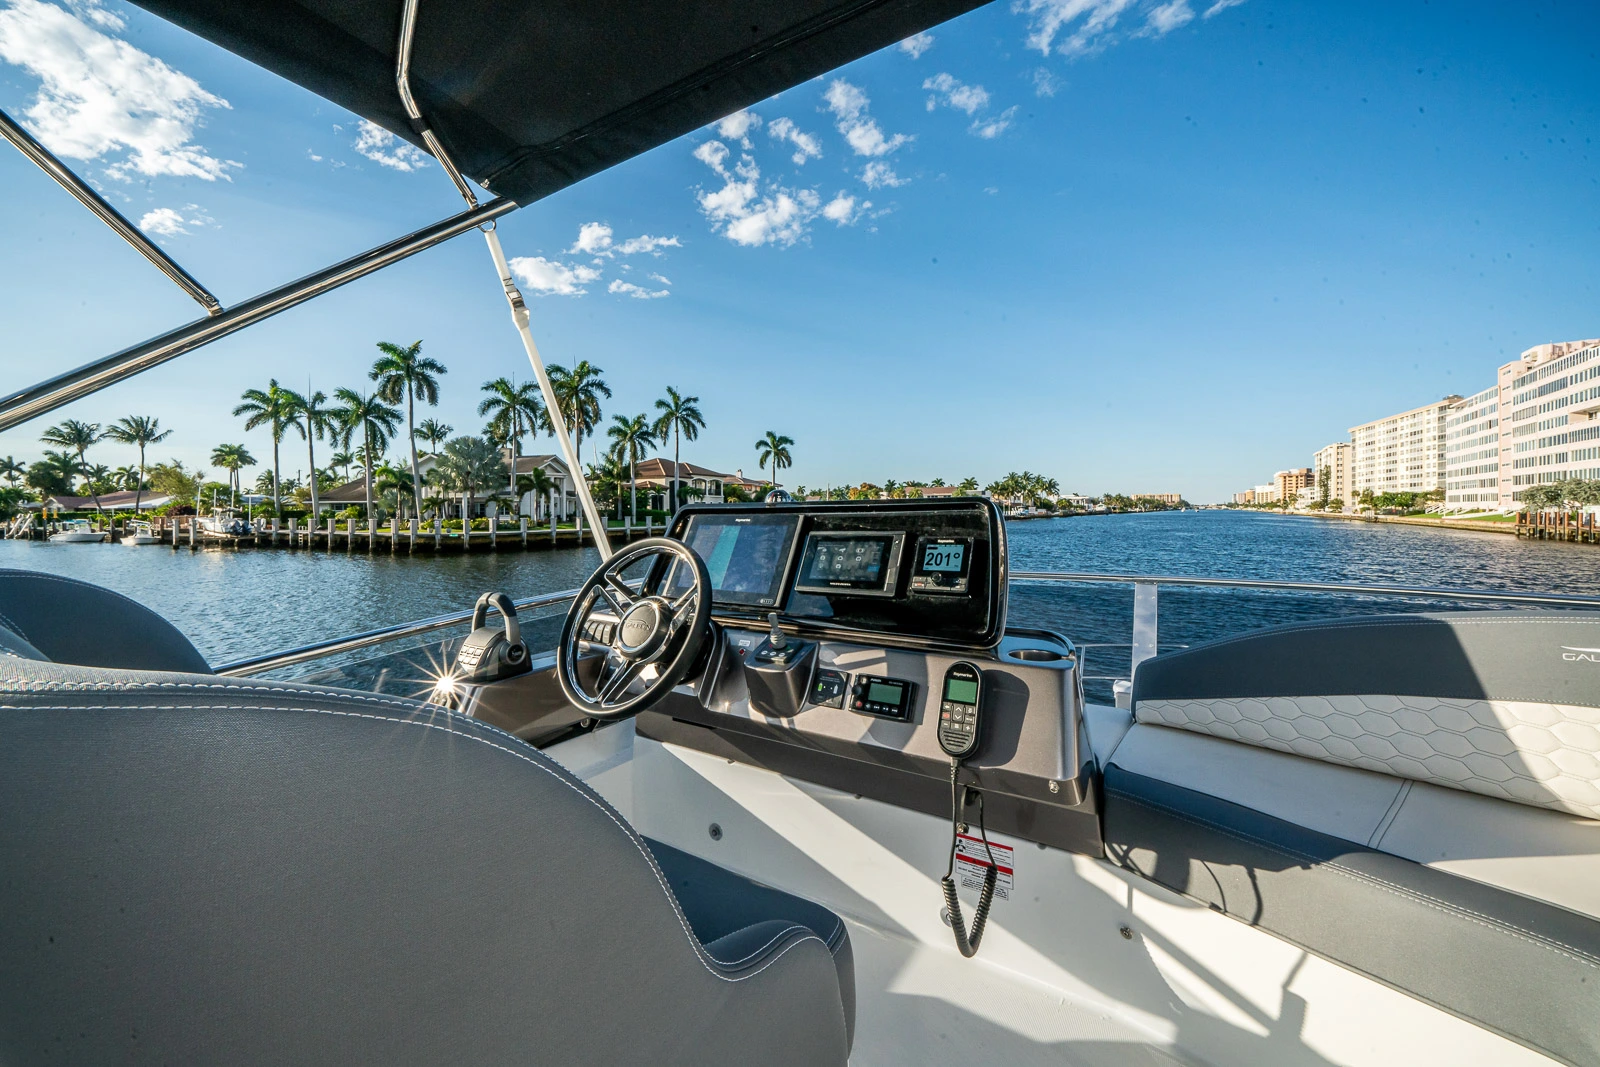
xmin=0 ymin=0 xmax=1596 ymax=502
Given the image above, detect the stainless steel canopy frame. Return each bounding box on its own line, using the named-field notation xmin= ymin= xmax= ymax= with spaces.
xmin=394 ymin=0 xmax=614 ymax=558
xmin=0 ymin=106 xmax=221 ymax=316
xmin=0 ymin=197 xmax=514 ymax=432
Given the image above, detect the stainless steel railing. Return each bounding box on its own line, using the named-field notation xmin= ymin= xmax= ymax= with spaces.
xmin=217 ymin=571 xmax=1600 ymax=682
xmin=1011 ymin=571 xmax=1600 ymax=705
xmin=214 ymin=587 xmax=582 ymax=676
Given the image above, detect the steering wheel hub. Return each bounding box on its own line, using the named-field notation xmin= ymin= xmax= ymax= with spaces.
xmin=617 ymin=599 xmax=668 ymax=657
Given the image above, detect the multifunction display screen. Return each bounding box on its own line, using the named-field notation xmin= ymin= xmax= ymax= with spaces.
xmin=807 ymin=537 xmax=886 ymax=584
xmin=793 ymin=531 xmax=904 ymax=597
xmin=921 ymin=542 xmax=966 ymax=573
xmin=677 ymin=513 xmax=799 ymax=607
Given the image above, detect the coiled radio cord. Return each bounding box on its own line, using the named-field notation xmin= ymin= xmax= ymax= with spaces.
xmin=941 ymin=757 xmax=998 ymax=958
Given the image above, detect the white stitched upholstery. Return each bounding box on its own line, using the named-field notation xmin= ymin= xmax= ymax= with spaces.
xmin=1137 ymin=695 xmax=1600 ymax=821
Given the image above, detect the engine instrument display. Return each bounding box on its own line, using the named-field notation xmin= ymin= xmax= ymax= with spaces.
xmin=793 ymin=532 xmax=904 ymax=598
xmin=909 ymin=536 xmax=973 ymax=595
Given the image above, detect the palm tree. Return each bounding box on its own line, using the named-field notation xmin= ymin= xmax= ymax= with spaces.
xmin=209 ymin=443 xmax=255 ymax=505
xmin=417 ymin=418 xmax=452 ymax=455
xmin=334 ymin=387 xmax=402 ymax=521
xmin=27 ymin=451 xmax=82 ymax=497
xmin=517 ymin=465 xmax=557 ymax=521
xmin=329 ymin=450 xmax=355 ymax=482
xmin=544 ymin=361 xmax=610 ymax=466
xmin=606 ymin=413 xmax=656 ymax=523
xmin=112 ymin=465 xmax=143 ymax=492
xmin=755 ymin=431 xmax=793 ymax=490
xmin=651 ymin=386 xmax=705 ymax=514
xmin=433 ymin=436 xmax=507 ymax=524
xmin=373 ymin=461 xmax=414 ymax=518
xmin=479 ymin=377 xmax=544 ymax=509
xmin=41 ymin=419 xmax=102 ymax=507
xmin=102 ymin=415 xmax=172 ymax=512
xmin=957 ymin=477 xmax=979 ymax=495
xmin=0 ymin=456 xmax=23 ymax=487
xmin=370 ymin=340 xmax=446 ymax=521
xmin=283 ymin=388 xmax=339 ymax=523
xmin=234 ymin=380 xmax=295 ymax=515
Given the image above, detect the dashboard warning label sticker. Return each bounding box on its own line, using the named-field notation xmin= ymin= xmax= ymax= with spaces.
xmin=955 ymin=834 xmax=1014 ymax=901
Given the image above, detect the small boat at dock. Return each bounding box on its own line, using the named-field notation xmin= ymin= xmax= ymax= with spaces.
xmin=47 ymin=519 xmax=105 ymax=543
xmin=121 ymin=520 xmax=162 ymax=545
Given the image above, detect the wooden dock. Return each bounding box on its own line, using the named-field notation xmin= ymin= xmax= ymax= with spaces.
xmin=1515 ymin=510 xmax=1600 ymax=544
xmin=17 ymin=515 xmax=668 ymax=553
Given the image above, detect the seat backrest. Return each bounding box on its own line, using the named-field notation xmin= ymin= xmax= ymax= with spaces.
xmin=0 ymin=659 xmax=846 ymax=1064
xmin=0 ymin=569 xmax=211 ymax=673
xmin=1131 ymin=611 xmax=1600 ymax=820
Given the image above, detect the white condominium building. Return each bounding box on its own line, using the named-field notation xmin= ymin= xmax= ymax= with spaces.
xmin=1501 ymin=338 xmax=1600 ymax=506
xmin=1443 ymin=385 xmax=1501 ymax=510
xmin=1312 ymin=441 xmax=1355 ymax=506
xmin=1350 ymin=396 xmax=1460 ymax=497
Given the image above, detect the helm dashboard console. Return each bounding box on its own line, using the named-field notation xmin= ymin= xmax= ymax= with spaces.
xmin=665 ymin=498 xmax=1007 ymax=650
xmin=644 ymin=499 xmax=1101 ymax=858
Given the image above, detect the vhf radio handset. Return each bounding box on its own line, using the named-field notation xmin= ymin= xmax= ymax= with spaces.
xmin=937 ymin=661 xmax=998 ymax=959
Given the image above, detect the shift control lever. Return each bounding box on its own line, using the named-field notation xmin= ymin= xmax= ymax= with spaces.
xmin=767 ymin=612 xmax=787 ymax=652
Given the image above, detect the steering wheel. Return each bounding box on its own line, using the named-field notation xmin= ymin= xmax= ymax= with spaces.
xmin=556 ymin=537 xmax=713 ymax=720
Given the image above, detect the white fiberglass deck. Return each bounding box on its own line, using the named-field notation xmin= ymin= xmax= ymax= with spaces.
xmin=549 ymin=719 xmax=1554 ymax=1067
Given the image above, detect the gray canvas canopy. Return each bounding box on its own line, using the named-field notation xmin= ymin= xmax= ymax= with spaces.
xmin=132 ymin=0 xmax=988 ymax=205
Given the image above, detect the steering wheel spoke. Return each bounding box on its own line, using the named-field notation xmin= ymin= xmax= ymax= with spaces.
xmin=557 ymin=537 xmax=713 ymax=720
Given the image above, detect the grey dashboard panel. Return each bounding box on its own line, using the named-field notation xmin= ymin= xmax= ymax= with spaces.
xmin=638 ymin=628 xmax=1102 ymax=856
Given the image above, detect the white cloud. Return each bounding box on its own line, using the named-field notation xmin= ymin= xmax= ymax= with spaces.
xmin=571 ymin=222 xmax=613 ymax=255
xmin=139 ymin=207 xmax=185 ymax=235
xmin=693 ymin=138 xmax=823 ymax=247
xmin=715 ymin=109 xmax=761 ymax=148
xmin=137 ymin=203 xmax=213 ymax=236
xmin=1142 ymin=0 xmax=1194 ymax=35
xmin=354 ymin=120 xmax=429 ymax=171
xmin=0 ymin=0 xmax=236 ymax=180
xmin=821 ymin=192 xmax=874 ymax=226
xmin=648 ymin=272 xmax=672 ymax=285
xmin=1017 ymin=0 xmax=1227 ymax=55
xmin=859 ymin=161 xmax=904 ymax=189
xmin=923 ymin=73 xmax=991 ymax=116
xmin=970 ymin=106 xmax=1018 ymax=139
xmin=508 ymin=256 xmax=601 ymax=296
xmin=767 ymin=116 xmax=822 ymax=165
xmin=617 ymin=233 xmax=681 ymax=256
xmin=898 ymin=32 xmax=934 ymax=58
xmin=1015 ymin=0 xmax=1136 ymax=57
xmin=824 ymin=79 xmax=909 ymax=158
xmin=1032 ymin=67 xmax=1060 ymax=97
xmin=608 ymin=278 xmax=670 ymax=300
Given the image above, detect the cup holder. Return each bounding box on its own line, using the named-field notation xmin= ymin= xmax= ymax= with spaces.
xmin=1008 ymin=648 xmax=1065 ymax=662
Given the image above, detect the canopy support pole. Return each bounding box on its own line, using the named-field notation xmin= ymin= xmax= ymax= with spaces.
xmin=395 ymin=0 xmax=612 ymax=559
xmin=0 ymin=197 xmax=513 ymax=432
xmin=0 ymin=106 xmax=222 ymax=315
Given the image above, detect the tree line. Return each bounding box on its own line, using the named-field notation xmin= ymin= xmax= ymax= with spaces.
xmin=1 ymin=340 xmax=802 ymax=525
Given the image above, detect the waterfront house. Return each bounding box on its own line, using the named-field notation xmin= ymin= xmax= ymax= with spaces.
xmin=40 ymin=491 xmax=173 ymax=513
xmin=319 ymin=453 xmax=580 ymax=521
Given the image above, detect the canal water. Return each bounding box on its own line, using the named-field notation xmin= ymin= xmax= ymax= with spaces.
xmin=5 ymin=511 xmax=1596 ymax=694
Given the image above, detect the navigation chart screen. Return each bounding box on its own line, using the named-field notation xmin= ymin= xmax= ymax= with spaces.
xmin=679 ymin=513 xmax=798 ymax=607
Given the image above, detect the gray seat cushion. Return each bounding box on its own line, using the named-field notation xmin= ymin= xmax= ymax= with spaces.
xmin=0 ymin=659 xmax=852 ymax=1065
xmin=646 ymin=837 xmax=855 ymax=1049
xmin=0 ymin=569 xmax=210 ymax=673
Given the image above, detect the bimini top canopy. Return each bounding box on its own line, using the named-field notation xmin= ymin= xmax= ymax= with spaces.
xmin=132 ymin=0 xmax=988 ymax=206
